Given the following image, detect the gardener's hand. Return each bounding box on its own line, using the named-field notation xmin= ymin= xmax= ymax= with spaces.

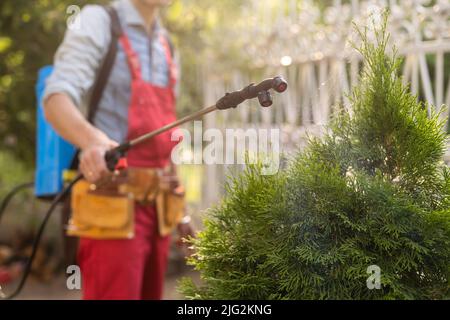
xmin=80 ymin=136 xmax=119 ymax=183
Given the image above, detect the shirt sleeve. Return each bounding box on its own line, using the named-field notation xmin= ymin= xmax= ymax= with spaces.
xmin=43 ymin=5 xmax=111 ymax=111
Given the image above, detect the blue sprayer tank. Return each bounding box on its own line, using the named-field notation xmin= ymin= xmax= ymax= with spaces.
xmin=35 ymin=66 xmax=76 ymax=197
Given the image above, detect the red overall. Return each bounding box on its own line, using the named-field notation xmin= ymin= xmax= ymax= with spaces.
xmin=78 ymin=30 xmax=179 ymax=300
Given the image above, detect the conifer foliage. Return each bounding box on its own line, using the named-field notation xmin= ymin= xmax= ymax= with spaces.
xmin=180 ymin=14 xmax=450 ymax=299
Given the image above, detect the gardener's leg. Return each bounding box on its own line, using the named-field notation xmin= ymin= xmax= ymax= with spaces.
xmin=77 ymin=206 xmax=152 ymax=300
xmin=141 ymin=205 xmax=171 ymax=300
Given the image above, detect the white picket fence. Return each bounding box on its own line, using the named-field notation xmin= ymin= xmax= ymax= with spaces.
xmin=198 ymin=0 xmax=450 ymax=208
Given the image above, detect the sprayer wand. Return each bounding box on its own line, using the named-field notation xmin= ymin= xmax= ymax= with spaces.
xmin=103 ymin=76 xmax=288 ymax=171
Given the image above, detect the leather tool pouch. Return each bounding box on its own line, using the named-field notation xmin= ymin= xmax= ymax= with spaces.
xmin=123 ymin=168 xmax=187 ymax=237
xmin=67 ymin=179 xmax=135 ymax=240
xmin=119 ymin=169 xmax=159 ymax=203
xmin=66 ymin=168 xmax=186 ymax=239
xmin=156 ymin=184 xmax=186 ymax=237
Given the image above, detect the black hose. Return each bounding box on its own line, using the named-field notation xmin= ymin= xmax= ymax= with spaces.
xmin=0 ymin=175 xmax=82 ymax=300
xmin=0 ymin=182 xmax=34 ymax=225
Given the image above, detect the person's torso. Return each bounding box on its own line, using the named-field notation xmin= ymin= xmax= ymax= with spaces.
xmin=92 ymin=1 xmax=171 ymax=145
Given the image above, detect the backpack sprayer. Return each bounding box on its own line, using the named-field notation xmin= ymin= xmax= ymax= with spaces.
xmin=0 ymin=76 xmax=288 ymax=299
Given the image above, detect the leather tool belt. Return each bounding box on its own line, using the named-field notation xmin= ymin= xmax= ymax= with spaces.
xmin=67 ymin=168 xmax=185 ymax=240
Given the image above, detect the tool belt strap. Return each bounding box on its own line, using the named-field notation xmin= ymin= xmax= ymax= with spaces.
xmin=89 ymin=167 xmax=178 ymax=204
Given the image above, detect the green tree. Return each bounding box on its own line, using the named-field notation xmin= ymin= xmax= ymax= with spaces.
xmin=180 ymin=14 xmax=450 ymax=300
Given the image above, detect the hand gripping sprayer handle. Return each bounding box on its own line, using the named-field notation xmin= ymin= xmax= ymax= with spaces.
xmin=104 ymin=76 xmax=288 ymax=171
xmin=104 ymin=142 xmax=131 ymax=172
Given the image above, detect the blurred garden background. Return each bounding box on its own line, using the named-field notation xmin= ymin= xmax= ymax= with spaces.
xmin=0 ymin=0 xmax=449 ymax=299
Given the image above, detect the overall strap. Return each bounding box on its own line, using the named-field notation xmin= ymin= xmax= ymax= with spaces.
xmin=71 ymin=5 xmax=122 ymax=170
xmin=159 ymin=33 xmax=177 ymax=88
xmin=87 ymin=5 xmax=123 ymax=123
xmin=119 ymin=34 xmax=142 ymax=81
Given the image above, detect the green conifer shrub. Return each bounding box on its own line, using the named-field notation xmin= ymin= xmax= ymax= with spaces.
xmin=180 ymin=14 xmax=450 ymax=300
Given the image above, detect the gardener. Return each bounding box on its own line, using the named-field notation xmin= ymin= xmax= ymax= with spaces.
xmin=43 ymin=0 xmax=192 ymax=300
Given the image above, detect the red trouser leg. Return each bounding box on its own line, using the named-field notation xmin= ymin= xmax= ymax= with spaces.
xmin=141 ymin=225 xmax=171 ymax=300
xmin=77 ymin=204 xmax=171 ymax=300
